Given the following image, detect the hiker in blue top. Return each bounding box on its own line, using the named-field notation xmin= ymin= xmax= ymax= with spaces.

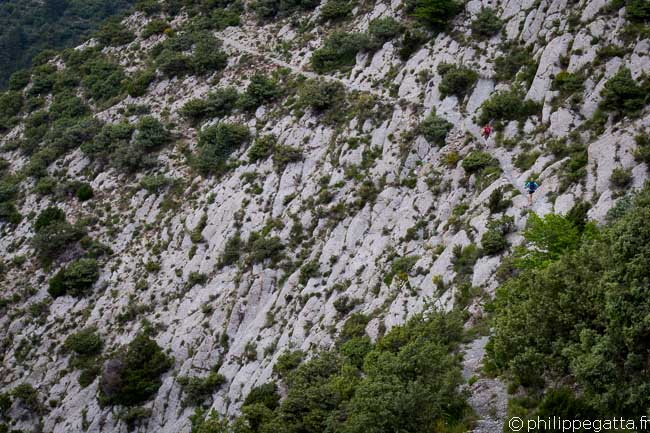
xmin=525 ymin=178 xmax=539 ymax=206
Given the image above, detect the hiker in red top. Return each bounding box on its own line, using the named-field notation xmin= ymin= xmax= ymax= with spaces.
xmin=481 ymin=123 xmax=492 ymax=143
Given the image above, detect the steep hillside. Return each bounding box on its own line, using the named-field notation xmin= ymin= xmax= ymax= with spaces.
xmin=0 ymin=0 xmax=649 ymax=432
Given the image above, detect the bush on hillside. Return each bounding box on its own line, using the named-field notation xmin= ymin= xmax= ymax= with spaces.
xmin=126 ymin=68 xmax=156 ymax=97
xmin=461 ymin=150 xmax=497 ymax=174
xmin=64 ymin=328 xmax=103 ymax=356
xmin=552 ymin=71 xmax=585 ymax=96
xmin=178 ymin=372 xmax=226 ymax=407
xmin=478 ymin=89 xmax=541 ymax=126
xmin=32 ymin=220 xmax=85 ymax=264
xmin=238 ymin=74 xmax=280 ymax=111
xmin=273 ymin=145 xmax=303 ymax=171
xmin=96 ymin=20 xmax=136 ymax=46
xmin=320 ymin=0 xmax=354 ymax=21
xmin=598 ymin=68 xmax=647 ymax=118
xmin=194 ymin=123 xmax=250 ymax=175
xmin=311 ymin=32 xmax=370 ymax=73
xmin=250 ymin=0 xmax=320 ymax=20
xmin=247 ymin=232 xmax=285 ymax=264
xmin=48 ymin=258 xmax=100 ymax=298
xmin=80 ymin=58 xmax=127 ymax=102
xmin=405 ymin=0 xmax=462 ymax=30
xmin=76 ymin=183 xmax=94 ymax=201
xmin=180 ymin=87 xmax=239 ymax=124
xmin=470 ymin=7 xmax=502 ymax=38
xmin=100 ymin=333 xmax=174 ymax=406
xmin=34 ymin=206 xmax=66 ymax=232
xmin=625 ymin=0 xmax=650 ymax=22
xmin=248 ymin=134 xmax=277 ymax=162
xmin=481 ymin=216 xmax=514 ymax=255
xmin=142 ymin=19 xmax=169 ymax=38
xmin=297 ymin=79 xmax=345 ymax=112
xmin=437 ymin=63 xmax=478 ymax=99
xmin=368 ymin=17 xmax=403 ymax=49
xmin=418 ymin=111 xmax=453 ymax=146
xmin=493 ymin=44 xmax=536 ymax=83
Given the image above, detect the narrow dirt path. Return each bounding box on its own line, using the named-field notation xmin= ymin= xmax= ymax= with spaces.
xmin=217 ymin=34 xmax=419 ymax=105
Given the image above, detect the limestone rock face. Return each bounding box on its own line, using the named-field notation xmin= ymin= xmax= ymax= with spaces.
xmin=1 ymin=1 xmax=649 ymax=433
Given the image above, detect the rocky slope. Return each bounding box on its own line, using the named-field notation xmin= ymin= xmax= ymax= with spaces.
xmin=1 ymin=0 xmax=649 ymax=432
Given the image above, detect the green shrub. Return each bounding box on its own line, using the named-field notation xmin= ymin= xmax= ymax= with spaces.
xmin=493 ymin=44 xmax=535 ymax=83
xmin=513 ymin=150 xmax=540 ymax=171
xmin=248 ymin=134 xmax=276 ymax=162
xmin=487 ymin=187 xmax=512 ymax=213
xmin=273 ymin=350 xmax=305 ymax=377
xmin=311 ymin=31 xmax=370 ymax=73
xmin=187 ymin=272 xmax=208 ymax=286
xmin=81 ymin=58 xmax=127 ymax=102
xmin=134 ymin=116 xmax=171 ymax=150
xmin=11 ymin=383 xmax=39 ymax=412
xmin=595 ymin=44 xmax=627 ymax=65
xmin=202 ymin=309 xmax=469 ymax=433
xmin=299 ymin=260 xmax=320 ymax=285
xmin=273 ymin=145 xmax=303 ymax=171
xmin=418 ymin=111 xmax=453 ymax=145
xmin=8 ymin=70 xmax=31 ymax=90
xmin=96 ymin=20 xmax=135 ymax=46
xmin=243 ymin=383 xmax=280 ymax=410
xmin=140 ymin=175 xmax=171 ymax=193
xmin=320 ymin=0 xmax=354 ymax=21
xmin=76 ymin=183 xmax=94 ymax=201
xmin=82 ymin=122 xmax=133 ymax=162
xmin=194 ymin=123 xmax=250 ymax=175
xmin=626 ymin=0 xmax=650 ymax=22
xmin=0 ymin=202 xmax=21 ymax=224
xmin=610 ymin=167 xmax=632 ymax=188
xmin=247 ymin=233 xmax=284 ymax=264
xmin=48 ymin=258 xmax=100 ymax=298
xmin=397 ymin=28 xmax=429 ymax=60
xmin=634 ymin=132 xmax=650 ymax=164
xmin=481 ymin=216 xmax=514 ymax=255
xmin=598 ymin=68 xmax=647 ymax=118
xmin=238 ymin=74 xmax=280 ymax=111
xmin=220 ymin=232 xmax=243 ymax=266
xmin=178 ymin=372 xmax=226 ymax=407
xmin=100 ymin=333 xmax=174 ymax=406
xmin=142 ymin=19 xmax=169 ymax=38
xmin=552 ymin=71 xmax=584 ymax=96
xmin=368 ymin=17 xmax=403 ymax=48
xmin=250 ymin=0 xmax=320 ymax=20
xmin=478 ymin=89 xmax=541 ymax=126
xmin=34 ymin=207 xmax=66 ymax=232
xmin=180 ymin=87 xmax=239 ymax=124
xmin=157 ymin=50 xmax=194 ymax=77
xmin=126 ymin=69 xmax=156 ymax=97
xmin=461 ymin=150 xmax=498 ymax=174
xmin=0 ymin=91 xmax=23 ymax=119
xmin=96 ymin=117 xmax=171 ymax=173
xmin=64 ymin=328 xmax=103 ymax=356
xmin=405 ymin=0 xmax=462 ymax=30
xmin=438 ymin=63 xmax=478 ymax=99
xmin=212 ymin=6 xmax=242 ymax=30
xmin=470 ymin=7 xmax=502 ymax=38
xmin=297 ymin=79 xmax=345 ymax=112
xmin=192 ymin=34 xmax=229 ymax=75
